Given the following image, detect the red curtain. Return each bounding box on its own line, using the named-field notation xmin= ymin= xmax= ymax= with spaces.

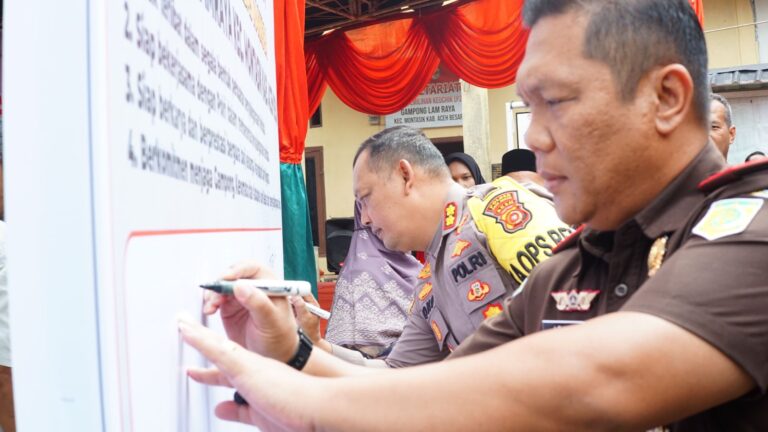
xmin=276 ymin=0 xmax=309 ymax=164
xmin=305 ymin=0 xmax=526 ymax=116
xmin=689 ymin=0 xmax=704 ymax=27
xmin=306 ymin=0 xmax=705 ymax=116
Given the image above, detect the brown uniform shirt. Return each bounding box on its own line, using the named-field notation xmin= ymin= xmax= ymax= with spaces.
xmin=452 ymin=145 xmax=768 ymax=430
xmin=386 ymin=180 xmax=572 ymax=367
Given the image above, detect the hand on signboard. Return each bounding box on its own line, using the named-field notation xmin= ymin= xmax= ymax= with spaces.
xmin=179 ymin=316 xmax=320 ymax=431
xmin=202 ymin=261 xmax=299 ymax=363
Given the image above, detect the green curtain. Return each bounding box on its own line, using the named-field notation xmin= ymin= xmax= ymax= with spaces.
xmin=280 ymin=162 xmax=317 ymax=297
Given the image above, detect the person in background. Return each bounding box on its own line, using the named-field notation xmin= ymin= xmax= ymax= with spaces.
xmin=444 ymin=152 xmax=486 ymax=188
xmin=501 ymin=148 xmax=552 ymax=203
xmin=321 ymin=200 xmax=422 ymax=359
xmin=709 ymin=93 xmax=736 ymax=160
xmin=745 ymin=150 xmax=766 ymax=163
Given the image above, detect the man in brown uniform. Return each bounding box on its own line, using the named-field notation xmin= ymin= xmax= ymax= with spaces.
xmin=179 ymin=1 xmax=768 ymax=430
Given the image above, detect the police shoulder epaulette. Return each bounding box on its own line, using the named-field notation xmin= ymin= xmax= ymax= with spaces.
xmin=551 ymin=225 xmax=584 ymax=254
xmin=698 ymin=158 xmax=768 ymax=193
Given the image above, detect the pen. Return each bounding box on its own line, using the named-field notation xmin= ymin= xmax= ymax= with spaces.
xmin=200 ymin=279 xmax=331 ymax=320
xmin=200 ymin=279 xmax=312 ymax=297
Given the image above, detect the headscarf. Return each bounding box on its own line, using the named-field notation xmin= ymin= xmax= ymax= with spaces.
xmin=325 ymin=201 xmax=422 ymax=357
xmin=445 ymin=152 xmax=486 ymax=185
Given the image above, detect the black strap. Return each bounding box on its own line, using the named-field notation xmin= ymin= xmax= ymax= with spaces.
xmin=287 ymin=328 xmax=313 ymax=370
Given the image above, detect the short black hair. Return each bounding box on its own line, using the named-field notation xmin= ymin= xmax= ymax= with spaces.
xmin=523 ymin=0 xmax=709 ymax=125
xmin=353 ymin=126 xmax=449 ymax=178
xmin=710 ymin=93 xmax=733 ymax=128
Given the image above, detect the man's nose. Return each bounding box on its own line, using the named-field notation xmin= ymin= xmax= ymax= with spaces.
xmin=360 ymin=204 xmax=372 ymax=227
xmin=524 ymin=113 xmax=554 ymax=154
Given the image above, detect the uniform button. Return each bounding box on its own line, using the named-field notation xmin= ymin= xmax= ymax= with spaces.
xmin=614 ymin=283 xmax=629 ymax=298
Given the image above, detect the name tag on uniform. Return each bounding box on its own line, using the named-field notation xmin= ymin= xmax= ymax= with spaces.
xmin=541 ymin=320 xmax=583 ymax=330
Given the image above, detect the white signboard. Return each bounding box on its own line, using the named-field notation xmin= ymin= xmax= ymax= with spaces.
xmin=385 ymin=65 xmax=463 ymax=129
xmin=6 ymin=1 xmax=279 ymax=430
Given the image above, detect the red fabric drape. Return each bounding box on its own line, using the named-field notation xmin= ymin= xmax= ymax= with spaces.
xmin=305 ymin=46 xmax=327 ymax=117
xmin=689 ymin=0 xmax=704 ymax=27
xmin=306 ymin=0 xmax=705 ymax=116
xmin=276 ymin=0 xmax=309 ymax=164
xmin=307 ymin=19 xmax=440 ymax=115
xmin=305 ymin=0 xmax=525 ymax=116
xmin=423 ymin=0 xmax=527 ymax=89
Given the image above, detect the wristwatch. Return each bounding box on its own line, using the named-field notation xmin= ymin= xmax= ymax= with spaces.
xmin=287 ymin=328 xmax=313 ymax=370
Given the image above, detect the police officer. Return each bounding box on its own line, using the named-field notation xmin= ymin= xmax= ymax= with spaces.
xmin=205 ymin=126 xmax=571 ymax=369
xmin=180 ymin=1 xmax=768 ymax=430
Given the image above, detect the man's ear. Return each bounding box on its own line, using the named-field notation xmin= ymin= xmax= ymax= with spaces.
xmin=651 ymin=64 xmax=695 ymax=136
xmin=397 ymin=159 xmax=416 ymax=195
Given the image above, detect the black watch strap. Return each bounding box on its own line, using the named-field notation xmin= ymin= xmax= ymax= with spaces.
xmin=287 ymin=328 xmax=313 ymax=370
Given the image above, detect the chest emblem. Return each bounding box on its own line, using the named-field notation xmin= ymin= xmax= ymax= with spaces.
xmin=418 ymin=262 xmax=432 ymax=280
xmin=647 ymin=235 xmax=668 ymax=277
xmin=692 ymin=198 xmax=763 ymax=241
xmin=418 ymin=282 xmax=433 ymax=301
xmin=451 ymin=240 xmax=472 ymax=258
xmin=551 ymin=289 xmax=600 ymax=312
xmin=455 ymin=214 xmax=469 ymax=235
xmin=467 ymin=280 xmax=491 ymax=302
xmin=443 ymin=202 xmax=458 ymax=230
xmin=483 ymin=190 xmax=531 ymax=234
xmin=482 ymin=303 xmax=503 ymax=319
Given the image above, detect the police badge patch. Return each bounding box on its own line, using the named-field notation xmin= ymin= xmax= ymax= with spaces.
xmin=482 ymin=190 xmax=532 ymax=234
xmin=551 ymin=289 xmax=600 ymax=312
xmin=466 ymin=280 xmax=491 ymax=302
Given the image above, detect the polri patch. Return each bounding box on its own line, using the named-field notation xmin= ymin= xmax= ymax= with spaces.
xmin=450 ymin=251 xmax=488 ymax=283
xmin=482 ymin=190 xmax=531 ymax=234
xmin=551 ymin=289 xmax=599 ymax=312
xmin=692 ymin=198 xmax=763 ymax=241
